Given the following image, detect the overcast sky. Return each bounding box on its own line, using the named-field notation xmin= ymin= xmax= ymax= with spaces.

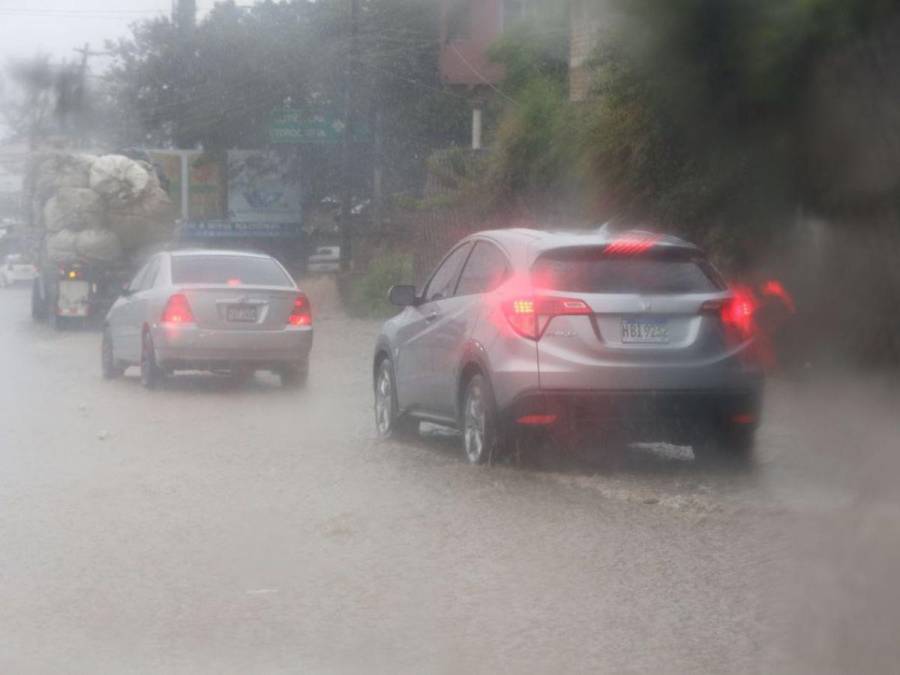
xmin=0 ymin=1 xmax=218 ymax=66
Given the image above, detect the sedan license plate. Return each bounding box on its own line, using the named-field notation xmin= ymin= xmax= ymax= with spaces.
xmin=622 ymin=318 xmax=669 ymax=344
xmin=226 ymin=305 xmax=258 ymax=323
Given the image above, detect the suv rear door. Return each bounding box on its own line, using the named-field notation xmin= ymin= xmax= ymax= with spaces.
xmin=427 ymin=240 xmax=509 ymax=416
xmin=532 ymin=245 xmax=730 ymax=391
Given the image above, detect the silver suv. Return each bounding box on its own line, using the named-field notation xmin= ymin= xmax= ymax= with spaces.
xmin=374 ymin=228 xmax=763 ymax=463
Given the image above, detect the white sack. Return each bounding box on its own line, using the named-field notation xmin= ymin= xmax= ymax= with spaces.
xmin=107 ymin=186 xmax=176 ymax=249
xmin=43 ymin=188 xmax=105 ymax=232
xmin=45 ymin=230 xmax=79 ymax=263
xmin=33 ymin=153 xmax=95 ymax=202
xmin=75 ymin=229 xmax=122 ymax=263
xmin=89 ymin=154 xmax=151 ymax=206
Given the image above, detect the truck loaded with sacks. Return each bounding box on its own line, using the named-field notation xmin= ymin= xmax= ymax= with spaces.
xmin=24 ymin=152 xmax=175 ymax=328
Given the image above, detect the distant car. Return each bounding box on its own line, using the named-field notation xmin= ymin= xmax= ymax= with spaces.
xmin=0 ymin=254 xmax=37 ymax=287
xmin=373 ymin=228 xmax=764 ymax=464
xmin=307 ymin=246 xmax=341 ymax=273
xmin=102 ymin=249 xmax=313 ymax=388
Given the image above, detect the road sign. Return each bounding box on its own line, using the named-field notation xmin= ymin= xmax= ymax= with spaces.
xmin=268 ymin=107 xmax=369 ymax=144
xmin=269 ymin=107 xmax=345 ymax=144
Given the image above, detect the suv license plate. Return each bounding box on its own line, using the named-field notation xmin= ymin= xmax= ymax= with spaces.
xmin=622 ymin=318 xmax=669 ymax=343
xmin=226 ymin=306 xmax=258 ymax=322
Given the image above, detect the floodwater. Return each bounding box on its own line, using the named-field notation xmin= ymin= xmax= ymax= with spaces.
xmin=0 ymin=282 xmax=897 ymax=674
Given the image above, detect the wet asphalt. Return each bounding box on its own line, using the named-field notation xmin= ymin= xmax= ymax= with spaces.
xmin=0 ymin=282 xmax=898 ymax=674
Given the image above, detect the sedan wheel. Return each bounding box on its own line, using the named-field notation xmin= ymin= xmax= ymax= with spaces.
xmin=140 ymin=332 xmax=162 ymax=389
xmin=101 ymin=328 xmax=124 ymax=379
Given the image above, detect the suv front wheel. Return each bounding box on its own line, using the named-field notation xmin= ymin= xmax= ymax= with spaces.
xmin=374 ymin=357 xmax=418 ymax=439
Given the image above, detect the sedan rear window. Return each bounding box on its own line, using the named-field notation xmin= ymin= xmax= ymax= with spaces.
xmin=171 ymin=255 xmax=292 ymax=287
xmin=533 ymin=248 xmax=723 ymax=294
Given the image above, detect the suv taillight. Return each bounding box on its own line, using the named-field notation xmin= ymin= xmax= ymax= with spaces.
xmin=503 ymin=296 xmax=591 ymax=340
xmin=161 ymin=293 xmax=194 ymax=325
xmin=702 ymin=288 xmax=757 ymax=342
xmin=288 ymin=294 xmax=312 ymax=326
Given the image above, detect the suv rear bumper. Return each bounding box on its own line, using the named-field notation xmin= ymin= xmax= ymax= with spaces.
xmin=505 ymin=387 xmax=762 ymax=437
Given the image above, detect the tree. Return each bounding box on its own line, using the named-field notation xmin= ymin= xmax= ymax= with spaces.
xmin=486 ymin=0 xmax=900 ymax=363
xmin=104 ymin=0 xmax=469 ymax=204
xmin=1 ymin=55 xmax=87 ymax=147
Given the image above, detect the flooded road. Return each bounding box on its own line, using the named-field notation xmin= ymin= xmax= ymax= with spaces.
xmin=0 ymin=283 xmax=897 ymax=674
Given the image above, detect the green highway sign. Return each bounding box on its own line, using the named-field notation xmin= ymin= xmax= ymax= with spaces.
xmin=268 ymin=107 xmax=368 ymax=144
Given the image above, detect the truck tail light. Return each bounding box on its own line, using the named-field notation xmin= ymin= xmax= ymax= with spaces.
xmin=161 ymin=293 xmax=194 ymax=325
xmin=288 ymin=294 xmax=312 ymax=326
xmin=503 ymin=296 xmax=591 ymax=340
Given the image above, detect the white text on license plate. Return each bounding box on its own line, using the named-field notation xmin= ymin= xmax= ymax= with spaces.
xmin=226 ymin=306 xmax=257 ymax=322
xmin=621 ymin=318 xmax=669 ymax=343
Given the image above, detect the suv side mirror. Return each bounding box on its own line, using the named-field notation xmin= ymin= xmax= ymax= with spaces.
xmin=120 ymin=284 xmax=134 ymax=297
xmin=388 ymin=284 xmax=418 ymax=307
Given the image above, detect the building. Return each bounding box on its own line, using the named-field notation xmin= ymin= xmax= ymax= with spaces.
xmin=439 ymin=0 xmax=535 ymax=147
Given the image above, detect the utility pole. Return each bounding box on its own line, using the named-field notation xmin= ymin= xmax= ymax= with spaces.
xmin=340 ymin=0 xmax=360 ymax=272
xmin=372 ymin=106 xmax=383 ymax=232
xmin=71 ymin=43 xmax=110 ymax=145
xmin=172 ymin=0 xmax=196 ymax=148
xmin=173 ymin=0 xmax=196 ymax=33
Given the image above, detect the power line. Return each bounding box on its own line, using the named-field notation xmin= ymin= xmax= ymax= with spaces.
xmin=0 ymin=7 xmax=162 ymax=14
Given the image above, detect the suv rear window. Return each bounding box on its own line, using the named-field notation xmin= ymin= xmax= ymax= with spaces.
xmin=171 ymin=255 xmax=292 ymax=287
xmin=533 ymin=248 xmax=723 ymax=294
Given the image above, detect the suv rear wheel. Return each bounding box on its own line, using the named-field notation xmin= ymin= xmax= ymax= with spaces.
xmin=692 ymin=420 xmax=756 ymax=464
xmin=462 ymin=373 xmax=505 ymax=465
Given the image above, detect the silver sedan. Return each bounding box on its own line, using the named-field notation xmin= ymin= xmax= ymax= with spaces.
xmin=102 ymin=249 xmax=313 ymax=388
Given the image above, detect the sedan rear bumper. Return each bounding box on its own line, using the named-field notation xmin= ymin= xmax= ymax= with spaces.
xmin=151 ymin=324 xmax=313 ymax=370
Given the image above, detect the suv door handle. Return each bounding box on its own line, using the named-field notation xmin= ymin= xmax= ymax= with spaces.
xmin=426 ymin=311 xmax=440 ymax=322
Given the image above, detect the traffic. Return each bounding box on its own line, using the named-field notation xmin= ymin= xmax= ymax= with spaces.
xmin=1 ymin=0 xmax=898 ymax=672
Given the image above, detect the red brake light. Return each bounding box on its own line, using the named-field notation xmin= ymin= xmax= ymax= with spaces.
xmin=288 ymin=294 xmax=312 ymax=326
xmin=161 ymin=293 xmax=194 ymax=324
xmin=517 ymin=414 xmax=558 ymax=426
xmin=722 ymin=289 xmax=756 ymax=338
xmin=503 ymin=296 xmax=591 ymax=340
xmin=227 ymin=278 xmax=241 ymax=287
xmin=760 ymin=279 xmax=796 ymax=313
xmin=702 ymin=287 xmax=757 ymax=342
xmin=605 ymin=233 xmax=661 ymax=256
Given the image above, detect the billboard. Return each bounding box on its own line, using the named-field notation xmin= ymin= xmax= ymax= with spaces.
xmin=226 ymin=150 xmax=301 ymax=226
xmin=147 ymin=151 xmax=225 ymax=222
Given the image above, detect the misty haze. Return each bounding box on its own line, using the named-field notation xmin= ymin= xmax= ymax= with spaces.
xmin=0 ymin=1 xmax=899 ymax=673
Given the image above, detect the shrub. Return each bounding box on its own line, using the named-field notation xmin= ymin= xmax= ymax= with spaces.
xmin=345 ymin=250 xmax=414 ymax=318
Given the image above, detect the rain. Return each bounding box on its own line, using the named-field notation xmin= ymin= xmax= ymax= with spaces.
xmin=0 ymin=1 xmax=899 ymax=673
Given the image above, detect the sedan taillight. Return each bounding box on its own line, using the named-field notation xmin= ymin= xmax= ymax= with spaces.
xmin=503 ymin=296 xmax=591 ymax=340
xmin=288 ymin=294 xmax=312 ymax=326
xmin=161 ymin=293 xmax=195 ymax=325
